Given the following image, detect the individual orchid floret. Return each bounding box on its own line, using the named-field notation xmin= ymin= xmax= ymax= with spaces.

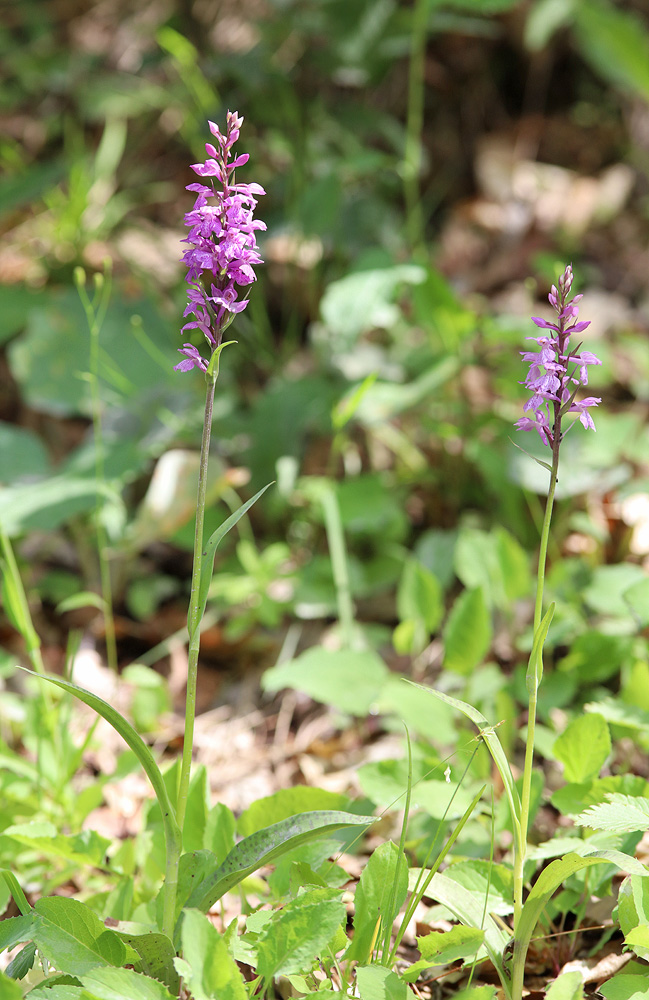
xmin=175 ymin=111 xmax=266 ymax=373
xmin=516 ymin=265 xmax=601 ymax=449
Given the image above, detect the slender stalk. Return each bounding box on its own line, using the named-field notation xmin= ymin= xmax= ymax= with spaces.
xmin=176 ymin=369 xmax=217 ymax=832
xmin=511 ymin=430 xmax=560 ymax=999
xmin=403 ymin=0 xmax=428 ymax=255
xmin=76 ymin=265 xmax=118 ymax=674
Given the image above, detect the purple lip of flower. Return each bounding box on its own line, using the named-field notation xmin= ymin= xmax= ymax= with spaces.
xmin=515 ymin=265 xmax=602 ymax=448
xmin=175 ymin=111 xmax=266 ymax=373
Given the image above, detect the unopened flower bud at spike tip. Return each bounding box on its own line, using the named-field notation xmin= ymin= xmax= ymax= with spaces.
xmin=175 ymin=112 xmax=265 ymax=373
xmin=516 ymin=266 xmax=601 ymax=448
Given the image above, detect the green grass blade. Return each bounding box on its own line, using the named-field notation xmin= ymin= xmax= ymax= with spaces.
xmin=22 ymin=669 xmax=178 ymax=836
xmin=405 ymin=681 xmax=522 ymax=843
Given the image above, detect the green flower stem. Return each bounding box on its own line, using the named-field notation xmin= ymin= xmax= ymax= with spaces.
xmin=75 ymin=264 xmax=118 ymax=674
xmin=176 ymin=368 xmax=217 ymax=833
xmin=403 ymin=0 xmax=428 ymax=255
xmin=511 ymin=434 xmax=560 ymax=1000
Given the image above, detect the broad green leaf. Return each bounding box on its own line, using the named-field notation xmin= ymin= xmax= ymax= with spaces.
xmin=575 ymin=0 xmax=649 ymax=102
xmin=238 ymin=787 xmax=350 ymax=837
xmin=514 ymin=853 xmax=648 ymax=975
xmin=193 ymin=483 xmax=273 ymax=638
xmin=355 ymin=965 xmax=409 ymax=1000
xmin=320 ymin=265 xmax=426 ymax=341
xmin=182 ymin=766 xmax=209 ymax=853
xmin=0 ymin=284 xmax=45 ymax=344
xmin=496 ymin=528 xmax=532 ymax=603
xmin=438 ymin=861 xmax=514 ymax=916
xmin=623 ymin=578 xmax=649 ymax=628
xmin=410 ymin=779 xmax=480 ymax=821
xmin=414 ymin=925 xmax=484 ymax=970
xmin=527 ymin=832 xmax=625 ymax=862
xmin=256 ymin=888 xmax=345 ymax=978
xmin=373 ymin=676 xmax=456 ymax=744
xmin=545 ymin=971 xmax=584 ymax=1000
xmin=559 ymin=633 xmax=633 ymax=685
xmin=618 ymin=874 xmax=649 ymax=961
xmin=204 ymin=802 xmax=236 ymax=864
xmin=5 ymin=940 xmax=36 ymax=979
xmin=0 ymin=477 xmax=119 ymax=537
xmin=33 ymin=897 xmax=135 ymax=975
xmin=262 ymin=647 xmax=389 ymax=716
xmin=406 ymin=682 xmax=521 ymax=843
xmin=415 ymin=528 xmax=458 ymax=590
xmin=454 ymin=529 xmax=503 ymax=605
xmin=622 ymin=660 xmax=649 ymax=712
xmin=185 ymin=811 xmax=375 ymax=913
xmin=0 ymin=822 xmax=110 ymax=868
xmin=357 ymin=756 xmax=440 ymax=808
xmin=8 ymin=289 xmax=177 ymax=418
xmin=574 ymin=795 xmax=649 ymax=834
xmin=0 ymin=912 xmax=35 ymax=952
xmin=0 ymin=969 xmax=22 ymax=1000
xmin=584 ymin=698 xmax=649 ymax=733
xmin=582 ymin=565 xmax=647 ymax=619
xmin=624 ymin=926 xmax=649 ymax=963
xmin=335 ymin=474 xmax=409 ymax=539
xmin=176 ymin=909 xmax=246 ymax=1000
xmin=396 ymin=559 xmax=443 ymax=633
xmin=346 ymin=841 xmax=408 ymax=963
xmin=553 ymin=713 xmax=611 ymax=783
xmin=114 ymin=929 xmax=179 ymax=994
xmin=601 ymin=969 xmax=649 ymax=1000
xmin=453 ymin=527 xmax=529 ymax=609
xmin=167 ymin=851 xmax=217 ymax=924
xmin=80 ymin=967 xmax=175 ymax=1000
xmin=20 ymin=982 xmax=86 ymax=999
xmin=0 ymin=422 xmax=50 ymax=484
xmin=419 ymin=872 xmax=509 ymax=982
xmin=451 ymin=989 xmax=497 ymax=1000
xmin=443 ymin=588 xmax=491 ymax=676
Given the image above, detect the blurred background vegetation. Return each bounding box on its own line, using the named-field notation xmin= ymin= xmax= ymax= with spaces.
xmin=2 ymin=0 xmax=649 ymax=711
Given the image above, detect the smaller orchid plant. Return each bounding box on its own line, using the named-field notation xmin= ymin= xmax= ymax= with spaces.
xmin=510 ymin=266 xmax=602 ymax=998
xmin=415 ymin=268 xmax=612 ymax=1000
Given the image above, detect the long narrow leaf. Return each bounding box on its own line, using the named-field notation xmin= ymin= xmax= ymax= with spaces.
xmin=526 ymin=602 xmax=555 ymax=693
xmin=405 ymin=681 xmax=522 ymax=842
xmin=186 ymin=810 xmax=375 ymax=913
xmin=20 ymin=671 xmax=181 ymax=855
xmin=0 ymin=869 xmax=31 ymax=916
xmin=514 ymin=850 xmax=648 ymax=972
xmin=193 ymin=483 xmax=273 ymax=635
xmin=424 ymin=871 xmax=510 ymax=985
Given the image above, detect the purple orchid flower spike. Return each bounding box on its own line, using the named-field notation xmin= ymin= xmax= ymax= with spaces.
xmin=175 ymin=111 xmax=266 ymax=373
xmin=516 ymin=264 xmax=601 ymax=449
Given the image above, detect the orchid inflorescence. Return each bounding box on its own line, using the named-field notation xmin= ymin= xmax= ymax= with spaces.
xmin=516 ymin=265 xmax=601 ymax=448
xmin=175 ymin=111 xmax=266 ymax=373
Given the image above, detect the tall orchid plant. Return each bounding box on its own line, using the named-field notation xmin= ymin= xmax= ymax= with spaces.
xmin=172 ymin=111 xmax=266 ymax=833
